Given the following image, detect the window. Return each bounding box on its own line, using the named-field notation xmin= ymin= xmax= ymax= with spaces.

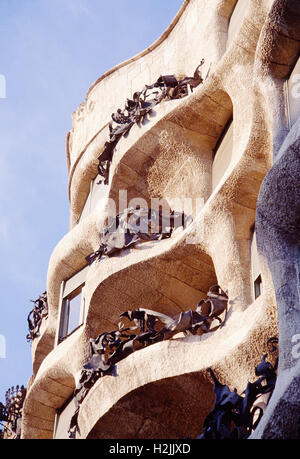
xmin=54 ymin=396 xmax=77 ymax=439
xmin=57 ymin=266 xmax=89 ymax=343
xmin=285 ymin=55 xmax=300 ymax=129
xmin=59 ymin=286 xmax=85 ymax=340
xmin=78 ymin=175 xmax=107 ymax=224
xmin=254 ymin=274 xmax=262 ymax=300
xmin=227 ymin=0 xmax=249 ymax=48
xmin=250 ymin=229 xmax=262 ymax=300
xmin=212 ymin=118 xmax=233 ymax=190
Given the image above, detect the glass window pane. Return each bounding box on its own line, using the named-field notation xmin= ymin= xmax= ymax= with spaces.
xmin=254 ymin=275 xmax=262 ymax=299
xmin=81 ymin=295 xmax=86 ymax=324
xmin=67 ymin=290 xmax=82 ymax=335
xmin=59 ymin=299 xmax=69 ymax=339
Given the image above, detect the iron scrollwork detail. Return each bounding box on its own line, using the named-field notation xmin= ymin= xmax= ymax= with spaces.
xmin=199 ymin=337 xmax=278 ymax=439
xmin=68 ymin=285 xmax=228 ymax=438
xmin=97 ymin=60 xmax=205 ymax=184
xmin=26 ymin=291 xmax=48 ymax=342
xmin=86 ymin=207 xmax=190 ymax=265
xmin=0 ymin=385 xmax=27 ymax=439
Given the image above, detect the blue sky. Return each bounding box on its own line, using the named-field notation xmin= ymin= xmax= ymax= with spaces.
xmin=0 ymin=0 xmax=183 ymax=403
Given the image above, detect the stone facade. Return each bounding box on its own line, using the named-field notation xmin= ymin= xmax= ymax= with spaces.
xmin=21 ymin=0 xmax=300 ymax=439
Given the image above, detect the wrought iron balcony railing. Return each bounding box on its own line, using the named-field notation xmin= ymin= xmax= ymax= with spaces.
xmin=97 ymin=61 xmax=205 ymax=185
xmin=68 ymin=285 xmax=228 ymax=438
xmin=26 ymin=291 xmax=48 ymax=342
xmin=0 ymin=385 xmax=27 ymax=439
xmin=199 ymin=337 xmax=278 ymax=439
xmin=86 ymin=206 xmax=190 ymax=265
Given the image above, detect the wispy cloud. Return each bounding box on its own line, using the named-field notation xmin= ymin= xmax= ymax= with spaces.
xmin=63 ymin=0 xmax=93 ymax=19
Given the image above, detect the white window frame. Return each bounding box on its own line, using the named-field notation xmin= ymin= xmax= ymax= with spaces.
xmin=55 ymin=266 xmax=89 ymax=345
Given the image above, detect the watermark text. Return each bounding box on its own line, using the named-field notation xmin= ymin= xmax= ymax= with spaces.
xmin=0 ymin=334 xmax=6 ymax=359
xmin=0 ymin=75 xmax=6 ymax=99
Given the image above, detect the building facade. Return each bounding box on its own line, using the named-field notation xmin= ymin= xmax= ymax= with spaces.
xmin=19 ymin=0 xmax=299 ymax=439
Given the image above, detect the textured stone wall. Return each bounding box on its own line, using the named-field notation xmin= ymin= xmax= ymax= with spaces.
xmin=22 ymin=0 xmax=300 ymax=439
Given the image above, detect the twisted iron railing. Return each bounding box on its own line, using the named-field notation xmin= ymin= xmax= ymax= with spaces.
xmin=68 ymin=286 xmax=228 ymax=438
xmin=97 ymin=60 xmax=205 ymax=184
xmin=198 ymin=337 xmax=278 ymax=439
xmin=86 ymin=207 xmax=190 ymax=265
xmin=0 ymin=385 xmax=27 ymax=439
xmin=26 ymin=291 xmax=48 ymax=342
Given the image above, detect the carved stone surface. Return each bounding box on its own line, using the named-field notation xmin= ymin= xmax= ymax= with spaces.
xmin=254 ymin=123 xmax=300 ymax=439
xmin=69 ymin=286 xmax=228 ymax=438
xmin=20 ymin=0 xmax=300 ymax=440
xmin=251 ymin=0 xmax=300 ymax=439
xmin=97 ymin=61 xmax=205 ymax=184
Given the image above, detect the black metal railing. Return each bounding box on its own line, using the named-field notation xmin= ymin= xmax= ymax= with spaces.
xmin=26 ymin=291 xmax=48 ymax=342
xmin=198 ymin=337 xmax=278 ymax=439
xmin=68 ymin=286 xmax=228 ymax=438
xmin=86 ymin=207 xmax=190 ymax=265
xmin=0 ymin=385 xmax=27 ymax=439
xmin=97 ymin=61 xmax=205 ymax=185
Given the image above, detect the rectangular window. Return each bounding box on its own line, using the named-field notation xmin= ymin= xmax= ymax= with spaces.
xmin=250 ymin=229 xmax=262 ymax=301
xmin=254 ymin=274 xmax=262 ymax=299
xmin=227 ymin=0 xmax=249 ymax=48
xmin=212 ymin=119 xmax=233 ymax=190
xmin=59 ymin=286 xmax=84 ymax=340
xmin=57 ymin=266 xmax=89 ymax=343
xmin=54 ymin=396 xmax=77 ymax=439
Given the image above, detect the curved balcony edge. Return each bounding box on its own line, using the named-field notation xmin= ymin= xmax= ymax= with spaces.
xmin=21 ymin=292 xmax=277 ymax=439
